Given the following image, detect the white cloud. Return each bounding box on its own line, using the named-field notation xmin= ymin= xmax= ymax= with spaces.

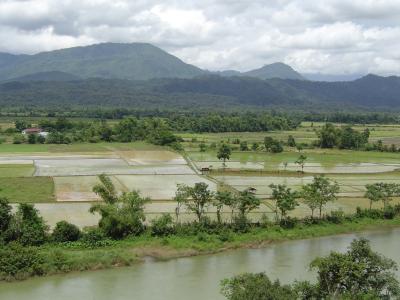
xmin=0 ymin=0 xmax=399 ymax=75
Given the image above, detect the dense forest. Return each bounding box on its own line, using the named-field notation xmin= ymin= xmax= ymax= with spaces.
xmin=0 ymin=73 xmax=400 ymax=112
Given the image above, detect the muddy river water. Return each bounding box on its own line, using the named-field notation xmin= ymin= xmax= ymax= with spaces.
xmin=1 ymin=228 xmax=399 ymax=300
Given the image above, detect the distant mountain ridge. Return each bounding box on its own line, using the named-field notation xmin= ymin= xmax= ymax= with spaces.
xmin=0 ymin=43 xmax=205 ymax=81
xmin=1 ymin=73 xmax=399 ymax=110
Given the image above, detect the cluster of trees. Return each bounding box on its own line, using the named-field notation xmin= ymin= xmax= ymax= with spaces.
xmin=221 ymin=238 xmax=400 ymax=299
xmin=317 ymin=123 xmax=370 ymax=149
xmin=167 ymin=113 xmax=299 ymax=133
xmin=7 ymin=117 xmax=180 ymax=148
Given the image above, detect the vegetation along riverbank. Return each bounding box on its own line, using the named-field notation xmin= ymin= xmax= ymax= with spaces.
xmin=2 ymin=176 xmax=400 ymax=282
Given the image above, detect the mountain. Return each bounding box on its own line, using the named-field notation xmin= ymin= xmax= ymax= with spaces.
xmin=5 ymin=71 xmax=81 ymax=82
xmin=0 ymin=43 xmax=205 ymax=81
xmin=243 ymin=62 xmax=305 ymax=80
xmin=1 ymin=74 xmax=399 ymax=111
xmin=303 ymin=73 xmax=363 ymax=82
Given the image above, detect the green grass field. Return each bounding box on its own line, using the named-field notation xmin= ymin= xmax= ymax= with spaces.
xmin=0 ymin=141 xmax=165 ymax=154
xmin=0 ymin=177 xmax=55 ymax=203
xmin=0 ymin=164 xmax=34 ymax=177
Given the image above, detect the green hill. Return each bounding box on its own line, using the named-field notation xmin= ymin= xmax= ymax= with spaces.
xmin=243 ymin=62 xmax=305 ymax=80
xmin=0 ymin=43 xmax=205 ymax=80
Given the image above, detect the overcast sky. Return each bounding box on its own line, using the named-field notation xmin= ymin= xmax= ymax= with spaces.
xmin=0 ymin=0 xmax=399 ymax=75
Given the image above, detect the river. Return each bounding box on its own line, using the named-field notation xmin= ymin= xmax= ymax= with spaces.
xmin=1 ymin=228 xmax=399 ymax=300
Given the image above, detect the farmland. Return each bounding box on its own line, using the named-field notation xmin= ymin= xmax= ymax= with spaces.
xmin=1 ymin=122 xmax=400 ymax=227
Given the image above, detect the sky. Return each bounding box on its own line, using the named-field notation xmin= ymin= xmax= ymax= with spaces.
xmin=0 ymin=0 xmax=399 ymax=75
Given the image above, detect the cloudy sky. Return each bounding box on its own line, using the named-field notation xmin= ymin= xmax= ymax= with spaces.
xmin=0 ymin=0 xmax=399 ymax=75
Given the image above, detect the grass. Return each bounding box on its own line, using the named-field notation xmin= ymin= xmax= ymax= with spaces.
xmin=0 ymin=164 xmax=34 ymax=177
xmin=0 ymin=177 xmax=55 ymax=203
xmin=0 ymin=142 xmax=167 ymax=154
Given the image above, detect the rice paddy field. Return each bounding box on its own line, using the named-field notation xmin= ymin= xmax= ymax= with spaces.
xmin=1 ymin=122 xmax=400 ymax=227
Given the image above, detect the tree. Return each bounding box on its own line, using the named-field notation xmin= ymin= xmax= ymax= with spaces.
xmin=365 ymin=183 xmax=400 ymax=210
xmin=199 ymin=142 xmax=207 ymax=152
xmin=5 ymin=203 xmax=49 ymax=246
xmin=301 ymin=176 xmax=339 ymax=219
xmin=217 ymin=144 xmax=231 ymax=167
xmin=176 ymin=183 xmax=214 ymax=222
xmin=264 ymin=137 xmax=283 ymax=153
xmin=15 ymin=120 xmax=31 ymax=132
xmin=295 ymin=154 xmax=307 ymax=173
xmin=91 ymin=175 xmax=149 ymax=239
xmin=52 ymin=221 xmax=81 ymax=242
xmin=311 ymin=238 xmax=400 ymax=298
xmin=90 ymin=190 xmax=148 ymax=239
xmin=0 ymin=197 xmax=12 ymax=234
xmin=27 ymin=134 xmax=36 ymax=144
xmin=251 ymin=142 xmax=259 ymax=151
xmin=221 ymin=238 xmax=400 ymax=300
xmin=221 ymin=273 xmax=296 ymax=300
xmin=236 ymin=189 xmax=261 ymax=218
xmin=269 ymin=184 xmax=298 ymax=221
xmin=214 ymin=191 xmax=234 ymax=224
xmin=93 ymin=174 xmax=118 ymax=204
xmin=240 ymin=141 xmax=248 ymax=151
xmin=287 ymin=135 xmax=296 ymax=147
xmin=318 ymin=123 xmax=339 ymax=148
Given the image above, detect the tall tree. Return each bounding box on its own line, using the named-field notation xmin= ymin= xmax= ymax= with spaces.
xmin=295 ymin=154 xmax=307 ymax=173
xmin=217 ymin=143 xmax=231 ymax=167
xmin=176 ymin=183 xmax=214 ymax=222
xmin=301 ymin=176 xmax=339 ymax=218
xmin=269 ymin=184 xmax=299 ymax=221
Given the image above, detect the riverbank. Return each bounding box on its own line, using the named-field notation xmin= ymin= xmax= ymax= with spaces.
xmin=4 ymin=216 xmax=399 ymax=282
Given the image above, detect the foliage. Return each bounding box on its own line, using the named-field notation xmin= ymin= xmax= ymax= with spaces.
xmin=0 ymin=197 xmax=12 ymax=234
xmin=5 ymin=203 xmax=49 ymax=246
xmin=93 ymin=174 xmax=118 ymax=204
xmin=264 ymin=136 xmax=283 ymax=153
xmin=176 ymin=182 xmax=214 ymax=222
xmin=217 ymin=143 xmax=231 ymax=166
xmin=295 ymin=154 xmax=307 ymax=173
xmin=269 ymin=184 xmax=298 ymax=221
xmin=221 ymin=273 xmax=297 ymax=300
xmin=301 ymin=175 xmax=339 ymax=218
xmin=365 ymin=182 xmax=400 ymax=209
xmin=214 ymin=191 xmax=234 ymax=224
xmin=311 ymin=238 xmax=400 ymax=298
xmin=91 ymin=175 xmax=149 ymax=239
xmin=221 ymin=238 xmax=400 ymax=300
xmin=151 ymin=214 xmax=175 ymax=237
xmin=235 ymin=189 xmax=261 ymax=217
xmin=52 ymin=221 xmax=81 ymax=243
xmin=0 ymin=243 xmax=45 ymax=280
xmin=318 ymin=123 xmax=369 ymax=149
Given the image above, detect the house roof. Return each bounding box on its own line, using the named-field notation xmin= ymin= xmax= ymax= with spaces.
xmin=23 ymin=128 xmax=42 ymax=133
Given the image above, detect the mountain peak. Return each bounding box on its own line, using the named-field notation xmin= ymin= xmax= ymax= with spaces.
xmin=244 ymin=62 xmax=305 ymax=80
xmin=0 ymin=42 xmax=204 ymax=81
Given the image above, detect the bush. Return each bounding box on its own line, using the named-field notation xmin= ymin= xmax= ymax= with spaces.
xmin=81 ymin=228 xmax=109 ymax=248
xmin=326 ymin=210 xmax=345 ymax=224
xmin=4 ymin=203 xmax=49 ymax=246
xmin=279 ymin=217 xmax=297 ymax=229
xmin=0 ymin=197 xmax=12 ymax=234
xmin=355 ymin=207 xmax=384 ymax=219
xmin=232 ymin=214 xmax=250 ymax=233
xmin=52 ymin=221 xmax=81 ymax=242
xmin=218 ymin=228 xmax=234 ymax=242
xmin=151 ymin=214 xmax=175 ymax=237
xmin=384 ymin=206 xmax=396 ymax=219
xmin=0 ymin=243 xmax=45 ymax=280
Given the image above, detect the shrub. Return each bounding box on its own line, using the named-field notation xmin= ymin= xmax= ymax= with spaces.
xmin=326 ymin=210 xmax=345 ymax=224
xmin=0 ymin=243 xmax=45 ymax=280
xmin=151 ymin=214 xmax=175 ymax=237
xmin=383 ymin=206 xmax=396 ymax=219
xmin=52 ymin=221 xmax=81 ymax=242
xmin=81 ymin=228 xmax=109 ymax=248
xmin=4 ymin=203 xmax=48 ymax=246
xmin=279 ymin=217 xmax=297 ymax=229
xmin=232 ymin=214 xmax=250 ymax=233
xmin=0 ymin=197 xmax=12 ymax=234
